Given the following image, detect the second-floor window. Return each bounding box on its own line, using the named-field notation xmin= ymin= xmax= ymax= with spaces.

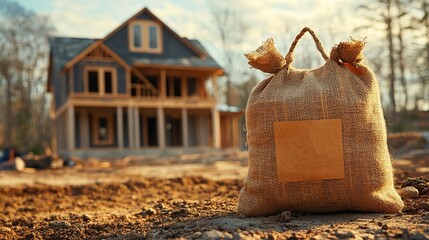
xmin=85 ymin=67 xmax=117 ymax=95
xmin=129 ymin=20 xmax=162 ymax=53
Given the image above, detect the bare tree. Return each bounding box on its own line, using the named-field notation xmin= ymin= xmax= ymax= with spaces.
xmin=0 ymin=42 xmax=13 ymax=146
xmin=358 ymin=0 xmax=398 ymax=121
xmin=417 ymin=0 xmax=429 ymax=109
xmin=0 ymin=0 xmax=54 ymax=151
xmin=394 ymin=0 xmax=409 ymax=111
xmin=208 ymin=3 xmax=248 ymax=106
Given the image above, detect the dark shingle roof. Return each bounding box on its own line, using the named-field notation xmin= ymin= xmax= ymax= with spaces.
xmin=49 ymin=37 xmax=97 ymax=71
xmin=50 ymin=37 xmax=221 ymax=70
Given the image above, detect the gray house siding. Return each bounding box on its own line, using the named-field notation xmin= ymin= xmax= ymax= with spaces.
xmin=73 ymin=64 xmax=84 ymax=92
xmin=73 ymin=60 xmax=127 ymax=94
xmin=117 ymin=67 xmax=127 ymax=94
xmin=104 ymin=12 xmax=199 ymax=65
xmin=54 ymin=70 xmax=67 ymax=110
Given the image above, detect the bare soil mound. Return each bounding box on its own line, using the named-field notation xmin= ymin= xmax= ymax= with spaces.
xmin=0 ymin=174 xmax=428 ymax=239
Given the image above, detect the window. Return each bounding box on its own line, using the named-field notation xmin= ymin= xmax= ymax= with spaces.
xmin=149 ymin=25 xmax=158 ymax=49
xmin=104 ymin=71 xmax=113 ymax=93
xmin=173 ymin=77 xmax=181 ymax=97
xmin=129 ymin=20 xmax=162 ymax=53
xmin=187 ymin=78 xmax=197 ymax=96
xmin=85 ymin=67 xmax=117 ymax=95
xmin=88 ymin=71 xmax=99 ymax=93
xmin=133 ymin=24 xmax=142 ymax=48
xmin=92 ymin=113 xmax=114 ymax=145
xmin=98 ymin=117 xmax=108 ymax=141
xmin=166 ymin=76 xmax=182 ymax=97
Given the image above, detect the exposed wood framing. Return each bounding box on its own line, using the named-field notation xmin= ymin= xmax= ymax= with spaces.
xmin=64 ymin=42 xmax=132 ymax=72
xmin=181 ymin=76 xmax=187 ymax=98
xmin=131 ymin=68 xmax=159 ymax=97
xmin=133 ymin=63 xmax=223 ymax=75
xmin=160 ymin=69 xmax=166 ymax=98
xmin=68 ymin=97 xmax=215 ymax=108
xmin=99 ymin=43 xmax=131 ymax=71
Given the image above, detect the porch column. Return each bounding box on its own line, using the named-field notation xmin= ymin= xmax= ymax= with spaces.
xmin=160 ymin=69 xmax=166 ymax=98
xmin=182 ymin=108 xmax=189 ymax=147
xmin=79 ymin=109 xmax=89 ymax=148
xmin=134 ymin=107 xmax=140 ymax=148
xmin=67 ymin=104 xmax=75 ymax=151
xmin=157 ymin=107 xmax=166 ymax=148
xmin=116 ymin=107 xmax=124 ymax=149
xmin=212 ymin=106 xmax=221 ymax=148
xmin=127 ymin=106 xmax=134 ymax=148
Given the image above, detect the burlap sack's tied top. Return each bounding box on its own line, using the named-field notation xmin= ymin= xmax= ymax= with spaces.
xmin=238 ymin=27 xmax=404 ymax=216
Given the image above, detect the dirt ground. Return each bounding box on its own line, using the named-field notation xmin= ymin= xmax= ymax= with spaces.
xmin=0 ymin=138 xmax=429 ymax=239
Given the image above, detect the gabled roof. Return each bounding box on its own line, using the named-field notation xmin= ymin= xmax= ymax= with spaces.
xmin=61 ymin=7 xmax=220 ymax=71
xmin=48 ymin=37 xmax=96 ymax=91
xmin=48 ymin=7 xmax=222 ymax=91
xmin=50 ymin=37 xmax=96 ymax=71
xmin=102 ymin=7 xmax=205 ymax=58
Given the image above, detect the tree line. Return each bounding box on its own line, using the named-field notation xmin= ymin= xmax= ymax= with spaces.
xmin=357 ymin=0 xmax=428 ymax=127
xmin=0 ymin=0 xmax=53 ymax=152
xmin=211 ymin=1 xmax=429 ymax=131
xmin=0 ymin=1 xmax=428 ymax=152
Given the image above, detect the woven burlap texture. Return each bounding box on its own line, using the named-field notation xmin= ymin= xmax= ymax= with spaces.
xmin=238 ymin=27 xmax=404 ymax=216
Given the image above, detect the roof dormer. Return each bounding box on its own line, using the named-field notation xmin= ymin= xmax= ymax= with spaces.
xmin=128 ymin=20 xmax=162 ymax=54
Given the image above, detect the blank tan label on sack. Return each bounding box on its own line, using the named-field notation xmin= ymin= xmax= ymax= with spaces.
xmin=273 ymin=119 xmax=345 ymax=182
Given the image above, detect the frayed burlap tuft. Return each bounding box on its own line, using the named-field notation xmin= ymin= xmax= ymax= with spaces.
xmin=245 ymin=38 xmax=286 ymax=74
xmin=331 ymin=38 xmax=366 ymax=65
xmin=238 ymin=28 xmax=403 ymax=217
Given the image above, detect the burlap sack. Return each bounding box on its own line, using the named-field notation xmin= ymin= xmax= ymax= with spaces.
xmin=238 ymin=27 xmax=403 ymax=216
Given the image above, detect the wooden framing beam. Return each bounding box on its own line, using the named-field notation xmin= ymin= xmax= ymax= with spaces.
xmin=181 ymin=76 xmax=187 ymax=98
xmin=160 ymin=69 xmax=166 ymax=98
xmin=133 ymin=63 xmax=223 ymax=74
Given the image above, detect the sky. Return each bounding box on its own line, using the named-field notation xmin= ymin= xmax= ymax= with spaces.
xmin=12 ymin=0 xmax=364 ymax=71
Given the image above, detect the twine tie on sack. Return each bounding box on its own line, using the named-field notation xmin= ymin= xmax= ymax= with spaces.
xmin=245 ymin=27 xmax=367 ymax=76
